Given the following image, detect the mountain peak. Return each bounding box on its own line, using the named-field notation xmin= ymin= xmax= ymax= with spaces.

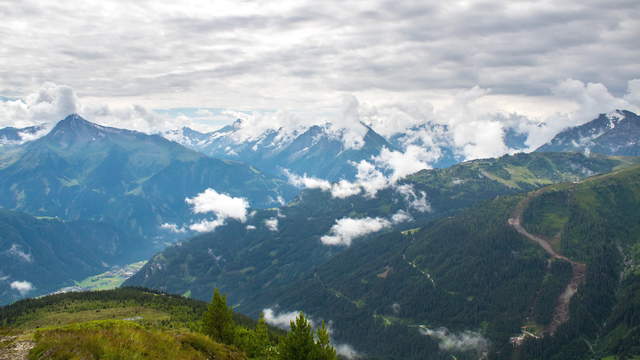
xmin=536 ymin=109 xmax=640 ymax=156
xmin=45 ymin=114 xmax=131 ymax=148
xmin=55 ymin=114 xmax=94 ymax=129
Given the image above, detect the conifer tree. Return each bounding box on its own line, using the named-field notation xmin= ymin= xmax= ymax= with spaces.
xmin=277 ymin=313 xmax=338 ymax=360
xmin=202 ymin=288 xmax=236 ymax=344
xmin=313 ymin=320 xmax=337 ymax=360
xmin=254 ymin=314 xmax=271 ymax=354
xmin=277 ymin=312 xmax=316 ymax=360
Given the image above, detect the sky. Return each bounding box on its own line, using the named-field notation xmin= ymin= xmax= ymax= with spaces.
xmin=0 ymin=0 xmax=639 ymax=150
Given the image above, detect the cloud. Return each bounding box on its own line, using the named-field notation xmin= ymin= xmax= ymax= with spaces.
xmin=185 ymin=188 xmax=250 ymax=232
xmin=246 ymin=225 xmax=256 ymax=231
xmin=10 ymin=280 xmax=34 ymax=295
xmin=7 ymin=244 xmax=33 ymax=263
xmin=3 ymin=1 xmax=638 ymax=115
xmin=391 ymin=210 xmax=412 ymax=224
xmin=373 ymin=145 xmax=436 ymax=182
xmin=353 ymin=160 xmax=390 ymax=198
xmin=186 ymin=188 xmax=249 ymax=220
xmin=160 ymin=223 xmax=186 ymax=233
xmin=286 ymin=170 xmax=363 ymax=199
xmin=189 ymin=218 xmax=226 ymax=233
xmin=264 ymin=218 xmax=279 ymax=232
xmin=321 ymin=216 xmax=392 ymax=246
xmin=335 ymin=343 xmax=361 ymax=359
xmin=329 ymin=180 xmax=363 ymax=198
xmin=263 ymin=308 xmax=310 ymax=330
xmin=285 ymin=170 xmax=332 ymax=191
xmin=419 ymin=327 xmax=489 ymax=354
xmin=395 ymin=184 xmax=431 ymax=213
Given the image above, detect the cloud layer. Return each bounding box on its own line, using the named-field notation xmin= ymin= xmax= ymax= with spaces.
xmin=1 ymin=1 xmax=639 ymax=112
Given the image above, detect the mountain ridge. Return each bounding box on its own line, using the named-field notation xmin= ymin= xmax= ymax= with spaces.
xmin=536 ymin=109 xmax=640 ymax=156
xmin=0 ymin=114 xmax=295 ymax=248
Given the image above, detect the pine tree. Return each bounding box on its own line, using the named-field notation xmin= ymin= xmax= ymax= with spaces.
xmin=313 ymin=320 xmax=337 ymax=360
xmin=202 ymin=288 xmax=236 ymax=344
xmin=254 ymin=314 xmax=272 ymax=354
xmin=277 ymin=313 xmax=338 ymax=360
xmin=277 ymin=312 xmax=316 ymax=360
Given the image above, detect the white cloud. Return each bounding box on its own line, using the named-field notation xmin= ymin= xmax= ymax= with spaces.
xmin=335 ymin=343 xmax=361 ymax=359
xmin=328 ymin=95 xmax=369 ymax=150
xmin=395 ymin=184 xmax=431 ymax=213
xmin=189 ymin=218 xmax=226 ymax=233
xmin=263 ymin=308 xmax=311 ymax=330
xmin=391 ymin=210 xmax=412 ymax=224
xmin=625 ymin=79 xmax=640 ymax=108
xmin=10 ymin=280 xmax=34 ymax=295
xmin=373 ymin=145 xmax=435 ymax=182
xmin=160 ymin=223 xmax=186 ymax=233
xmin=286 ymin=170 xmax=362 ymax=199
xmin=353 ymin=160 xmax=390 ymax=198
xmin=419 ymin=327 xmax=489 ymax=353
xmin=7 ymin=244 xmax=33 ymax=263
xmin=264 ymin=218 xmax=279 ymax=232
xmin=185 ymin=188 xmax=250 ymax=233
xmin=321 ymin=216 xmax=392 ymax=246
xmin=186 ymin=188 xmax=249 ymax=221
xmin=246 ymin=225 xmax=256 ymax=231
xmin=0 ymin=83 xmax=193 ymax=134
xmin=329 ymin=180 xmax=362 ymax=199
xmin=285 ymin=169 xmax=332 ymax=191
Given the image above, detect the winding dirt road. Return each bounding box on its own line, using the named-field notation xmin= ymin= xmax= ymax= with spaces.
xmin=508 ymin=190 xmax=586 ymax=335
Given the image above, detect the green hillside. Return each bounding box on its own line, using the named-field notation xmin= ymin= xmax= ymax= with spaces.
xmin=0 ymin=288 xmax=283 ymax=359
xmin=249 ymin=165 xmax=640 ymax=359
xmin=0 ymin=210 xmax=142 ymax=305
xmin=123 ymin=152 xmax=639 ymax=359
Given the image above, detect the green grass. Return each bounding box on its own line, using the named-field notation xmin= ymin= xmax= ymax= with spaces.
xmin=73 ymin=261 xmax=147 ymax=291
xmin=16 ymin=306 xmax=170 ymax=330
xmin=28 ymin=320 xmax=246 ymax=360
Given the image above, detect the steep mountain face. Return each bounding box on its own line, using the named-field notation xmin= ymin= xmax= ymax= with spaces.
xmin=0 ymin=209 xmax=140 ymax=305
xmin=124 ymin=152 xmax=634 ymax=333
xmin=165 ymin=121 xmax=397 ymax=181
xmin=0 ymin=114 xmax=295 ymax=246
xmin=536 ymin=110 xmax=640 ymax=156
xmin=0 ymin=125 xmax=45 ymax=145
xmin=251 ymin=164 xmax=640 ymax=360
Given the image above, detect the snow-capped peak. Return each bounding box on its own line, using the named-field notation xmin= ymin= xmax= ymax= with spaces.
xmin=605 ymin=110 xmax=626 ymax=126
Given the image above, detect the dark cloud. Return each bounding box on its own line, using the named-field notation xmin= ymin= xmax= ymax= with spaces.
xmin=0 ymin=0 xmax=638 ymax=108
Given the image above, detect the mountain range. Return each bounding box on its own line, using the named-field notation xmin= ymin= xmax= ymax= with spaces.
xmin=1 ymin=110 xmax=640 ymax=359
xmin=0 ymin=114 xmax=295 ymax=248
xmin=127 ymin=158 xmax=640 ymax=359
xmin=164 ymin=120 xmax=397 ymax=181
xmin=0 ymin=124 xmax=45 ymax=146
xmin=537 ymin=109 xmax=640 ymax=156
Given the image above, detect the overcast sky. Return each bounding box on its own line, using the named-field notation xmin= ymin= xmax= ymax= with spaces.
xmin=1 ymin=0 xmax=639 ymax=135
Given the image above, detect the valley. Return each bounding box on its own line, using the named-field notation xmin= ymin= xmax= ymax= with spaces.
xmin=2 ymin=3 xmax=640 ymax=358
xmin=1 ymin=110 xmax=640 ymax=359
